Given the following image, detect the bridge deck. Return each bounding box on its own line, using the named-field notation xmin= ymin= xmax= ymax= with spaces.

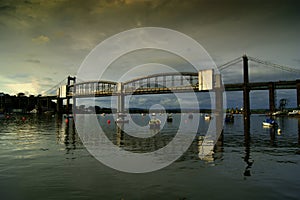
xmin=68 ymin=80 xmax=298 ymax=97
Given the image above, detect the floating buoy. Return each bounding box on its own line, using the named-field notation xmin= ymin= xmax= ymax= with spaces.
xmin=107 ymin=119 xmax=111 ymax=125
xmin=277 ymin=128 xmax=281 ymax=135
xmin=21 ymin=116 xmax=26 ymax=122
xmin=65 ymin=118 xmax=69 ymax=124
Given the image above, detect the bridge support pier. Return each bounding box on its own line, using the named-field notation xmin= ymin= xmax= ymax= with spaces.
xmin=56 ymin=98 xmax=63 ymax=113
xmin=73 ymin=97 xmax=76 ymax=113
xmin=215 ymin=74 xmax=224 ymax=143
xmin=268 ymin=82 xmax=275 ymax=113
xmin=117 ymin=94 xmax=125 ymax=113
xmin=297 ymin=80 xmax=300 ymax=108
xmin=298 ymin=119 xmax=300 ymax=145
xmin=243 ymin=55 xmax=251 ymax=140
xmin=117 ymin=83 xmax=125 ymax=113
xmin=66 ymin=98 xmax=70 ymax=114
xmin=243 ymin=55 xmax=250 ymax=120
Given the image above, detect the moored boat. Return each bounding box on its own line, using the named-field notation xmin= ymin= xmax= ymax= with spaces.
xmin=149 ymin=118 xmax=161 ymax=129
xmin=115 ymin=117 xmax=129 ymax=123
xmin=272 ymin=110 xmax=287 ymax=116
xmin=262 ymin=118 xmax=277 ymax=127
xmin=288 ymin=110 xmax=300 ymax=116
xmin=225 ymin=114 xmax=234 ymax=123
xmin=117 ymin=113 xmax=127 ymax=117
xmin=167 ymin=113 xmax=173 ymax=122
xmin=204 ymin=114 xmax=211 ymax=120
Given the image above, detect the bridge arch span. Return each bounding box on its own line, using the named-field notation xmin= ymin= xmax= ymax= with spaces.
xmin=123 ymin=72 xmax=199 ymax=95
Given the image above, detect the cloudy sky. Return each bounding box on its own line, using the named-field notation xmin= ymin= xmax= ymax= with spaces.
xmin=0 ymin=0 xmax=299 ymax=108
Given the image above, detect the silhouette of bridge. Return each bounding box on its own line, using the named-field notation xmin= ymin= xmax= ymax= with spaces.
xmin=42 ymin=55 xmax=300 ymax=116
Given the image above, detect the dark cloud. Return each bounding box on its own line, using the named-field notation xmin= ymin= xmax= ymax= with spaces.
xmin=7 ymin=73 xmax=30 ymax=79
xmin=0 ymin=0 xmax=299 ymax=102
xmin=25 ymin=59 xmax=40 ymax=63
xmin=0 ymin=4 xmax=14 ymax=11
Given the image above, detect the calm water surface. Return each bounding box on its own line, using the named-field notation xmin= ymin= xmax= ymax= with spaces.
xmin=0 ymin=114 xmax=300 ymax=200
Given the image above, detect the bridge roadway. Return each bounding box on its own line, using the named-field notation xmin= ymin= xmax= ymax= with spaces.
xmin=66 ymin=73 xmax=299 ymax=97
xmin=43 ymin=55 xmax=300 ymax=129
xmin=64 ymin=71 xmax=299 ymax=114
xmin=63 ymin=72 xmax=299 ymax=114
xmin=44 ymin=79 xmax=299 ymax=98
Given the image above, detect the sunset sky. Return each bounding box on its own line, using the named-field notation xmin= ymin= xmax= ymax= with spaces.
xmin=0 ymin=0 xmax=299 ymax=108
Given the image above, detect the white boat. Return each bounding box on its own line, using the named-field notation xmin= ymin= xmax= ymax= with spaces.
xmin=272 ymin=111 xmax=286 ymax=116
xmin=115 ymin=117 xmax=129 ymax=123
xmin=204 ymin=114 xmax=211 ymax=120
xmin=117 ymin=113 xmax=127 ymax=117
xmin=149 ymin=118 xmax=161 ymax=129
xmin=262 ymin=118 xmax=277 ymax=127
xmin=288 ymin=110 xmax=300 ymax=116
xmin=29 ymin=108 xmax=38 ymax=114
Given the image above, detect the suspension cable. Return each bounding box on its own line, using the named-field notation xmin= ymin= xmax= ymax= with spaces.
xmin=42 ymin=78 xmax=67 ymax=95
xmin=248 ymin=56 xmax=300 ymax=74
xmin=218 ymin=56 xmax=242 ymax=71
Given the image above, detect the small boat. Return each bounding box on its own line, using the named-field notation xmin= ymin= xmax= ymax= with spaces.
xmin=115 ymin=117 xmax=129 ymax=123
xmin=262 ymin=118 xmax=277 ymax=127
xmin=167 ymin=113 xmax=173 ymax=122
xmin=204 ymin=114 xmax=211 ymax=120
xmin=117 ymin=113 xmax=127 ymax=117
xmin=151 ymin=113 xmax=156 ymax=116
xmin=288 ymin=110 xmax=300 ymax=116
xmin=272 ymin=110 xmax=287 ymax=116
xmin=63 ymin=114 xmax=73 ymax=118
xmin=225 ymin=114 xmax=234 ymax=123
xmin=29 ymin=108 xmax=38 ymax=114
xmin=149 ymin=118 xmax=161 ymax=129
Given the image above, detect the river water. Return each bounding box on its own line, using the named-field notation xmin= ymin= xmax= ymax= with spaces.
xmin=0 ymin=114 xmax=299 ymax=200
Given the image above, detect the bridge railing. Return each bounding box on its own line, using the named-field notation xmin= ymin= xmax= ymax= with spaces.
xmin=72 ymin=81 xmax=118 ymax=97
xmin=123 ymin=73 xmax=199 ymax=94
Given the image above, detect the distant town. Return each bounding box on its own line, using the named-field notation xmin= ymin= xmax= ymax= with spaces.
xmin=1 ymin=91 xmax=296 ymax=116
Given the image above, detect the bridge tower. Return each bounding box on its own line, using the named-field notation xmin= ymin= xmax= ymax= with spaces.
xmin=66 ymin=76 xmax=76 ymax=114
xmin=56 ymin=76 xmax=76 ymax=114
xmin=297 ymin=80 xmax=300 ymax=108
xmin=243 ymin=55 xmax=250 ymax=118
xmin=268 ymin=82 xmax=275 ymax=113
xmin=243 ymin=55 xmax=251 ymax=138
xmin=215 ymin=73 xmax=224 ymax=143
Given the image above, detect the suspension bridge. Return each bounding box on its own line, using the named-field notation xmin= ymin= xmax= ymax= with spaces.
xmin=40 ymin=55 xmax=300 ymax=115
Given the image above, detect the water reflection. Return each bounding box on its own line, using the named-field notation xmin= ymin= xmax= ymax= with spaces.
xmin=298 ymin=118 xmax=300 ymax=146
xmin=64 ymin=119 xmax=77 ymax=153
xmin=198 ymin=134 xmax=223 ymax=163
xmin=56 ymin=116 xmax=78 ymax=153
xmin=53 ymin=113 xmax=299 ymax=169
xmin=269 ymin=127 xmax=277 ymax=147
xmin=116 ymin=124 xmax=125 ymax=147
xmin=243 ymin=117 xmax=253 ymax=177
